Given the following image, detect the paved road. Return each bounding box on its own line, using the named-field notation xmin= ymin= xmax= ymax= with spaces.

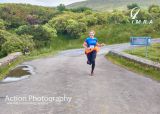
xmin=0 ymin=39 xmax=160 ymax=114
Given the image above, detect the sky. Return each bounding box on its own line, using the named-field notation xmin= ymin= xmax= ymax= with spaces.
xmin=0 ymin=0 xmax=86 ymax=6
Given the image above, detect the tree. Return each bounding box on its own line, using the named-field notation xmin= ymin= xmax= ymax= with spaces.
xmin=57 ymin=4 xmax=66 ymax=12
xmin=16 ymin=25 xmax=57 ymax=47
xmin=127 ymin=3 xmax=140 ymax=10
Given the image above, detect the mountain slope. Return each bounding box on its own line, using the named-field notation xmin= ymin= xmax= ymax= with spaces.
xmin=67 ymin=0 xmax=160 ymax=11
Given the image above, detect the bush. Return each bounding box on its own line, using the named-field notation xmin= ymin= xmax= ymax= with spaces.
xmin=48 ymin=12 xmax=88 ymax=38
xmin=94 ymin=13 xmax=107 ymax=25
xmin=66 ymin=19 xmax=87 ymax=38
xmin=0 ymin=19 xmax=6 ymax=30
xmin=153 ymin=19 xmax=160 ymax=31
xmin=85 ymin=15 xmax=98 ymax=26
xmin=0 ymin=4 xmax=58 ymax=29
xmin=148 ymin=5 xmax=160 ymax=19
xmin=16 ymin=25 xmax=57 ymax=47
xmin=107 ymin=11 xmax=129 ymax=24
xmin=57 ymin=4 xmax=66 ymax=12
xmin=137 ymin=10 xmax=153 ymax=20
xmin=20 ymin=35 xmax=35 ymax=50
xmin=70 ymin=7 xmax=92 ymax=13
xmin=127 ymin=3 xmax=140 ymax=10
xmin=0 ymin=30 xmax=35 ymax=57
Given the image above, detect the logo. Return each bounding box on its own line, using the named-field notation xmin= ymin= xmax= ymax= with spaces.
xmin=131 ymin=7 xmax=141 ymax=20
xmin=130 ymin=7 xmax=153 ymax=24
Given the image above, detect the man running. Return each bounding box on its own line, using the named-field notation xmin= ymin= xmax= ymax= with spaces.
xmin=83 ymin=30 xmax=104 ymax=76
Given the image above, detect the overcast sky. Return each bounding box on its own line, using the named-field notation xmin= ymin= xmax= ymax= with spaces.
xmin=0 ymin=0 xmax=85 ymax=6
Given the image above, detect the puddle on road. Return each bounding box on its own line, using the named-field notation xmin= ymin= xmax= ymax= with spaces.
xmin=0 ymin=65 xmax=34 ymax=83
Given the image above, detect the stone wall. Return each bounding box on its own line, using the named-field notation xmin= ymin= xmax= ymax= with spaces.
xmin=109 ymin=50 xmax=160 ymax=70
xmin=0 ymin=52 xmax=22 ymax=67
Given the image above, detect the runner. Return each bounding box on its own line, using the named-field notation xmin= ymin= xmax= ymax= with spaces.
xmin=83 ymin=30 xmax=104 ymax=76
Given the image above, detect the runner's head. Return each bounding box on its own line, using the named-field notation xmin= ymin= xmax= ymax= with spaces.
xmin=89 ymin=30 xmax=95 ymax=38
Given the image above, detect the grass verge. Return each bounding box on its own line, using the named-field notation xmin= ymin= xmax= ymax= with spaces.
xmin=106 ymin=53 xmax=160 ymax=82
xmin=125 ymin=43 xmax=160 ymax=63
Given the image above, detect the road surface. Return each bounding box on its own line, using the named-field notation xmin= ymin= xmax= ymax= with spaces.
xmin=0 ymin=39 xmax=160 ymax=114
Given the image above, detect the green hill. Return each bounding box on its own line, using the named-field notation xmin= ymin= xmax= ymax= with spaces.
xmin=67 ymin=0 xmax=160 ymax=11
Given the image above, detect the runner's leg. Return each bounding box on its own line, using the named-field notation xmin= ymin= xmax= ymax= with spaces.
xmin=87 ymin=53 xmax=92 ymax=65
xmin=91 ymin=51 xmax=97 ymax=74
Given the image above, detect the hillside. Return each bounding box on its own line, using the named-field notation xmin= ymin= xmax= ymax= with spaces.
xmin=67 ymin=0 xmax=160 ymax=11
xmin=0 ymin=3 xmax=57 ymax=27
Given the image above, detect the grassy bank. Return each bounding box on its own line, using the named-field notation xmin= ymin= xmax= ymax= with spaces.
xmin=106 ymin=53 xmax=160 ymax=81
xmin=82 ymin=24 xmax=160 ymax=45
xmin=125 ymin=43 xmax=160 ymax=63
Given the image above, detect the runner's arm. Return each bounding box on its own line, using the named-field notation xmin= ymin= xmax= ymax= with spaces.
xmin=83 ymin=42 xmax=89 ymax=49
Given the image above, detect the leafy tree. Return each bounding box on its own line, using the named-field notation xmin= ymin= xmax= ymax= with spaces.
xmin=0 ymin=30 xmax=34 ymax=57
xmin=57 ymin=4 xmax=66 ymax=12
xmin=127 ymin=3 xmax=140 ymax=10
xmin=16 ymin=25 xmax=57 ymax=47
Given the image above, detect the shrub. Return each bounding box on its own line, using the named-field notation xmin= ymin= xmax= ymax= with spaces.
xmin=48 ymin=12 xmax=88 ymax=38
xmin=0 ymin=30 xmax=35 ymax=57
xmin=66 ymin=19 xmax=87 ymax=38
xmin=148 ymin=5 xmax=160 ymax=19
xmin=107 ymin=11 xmax=129 ymax=24
xmin=57 ymin=4 xmax=66 ymax=12
xmin=0 ymin=19 xmax=6 ymax=30
xmin=153 ymin=19 xmax=160 ymax=31
xmin=127 ymin=3 xmax=140 ymax=10
xmin=70 ymin=7 xmax=92 ymax=13
xmin=16 ymin=25 xmax=57 ymax=47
